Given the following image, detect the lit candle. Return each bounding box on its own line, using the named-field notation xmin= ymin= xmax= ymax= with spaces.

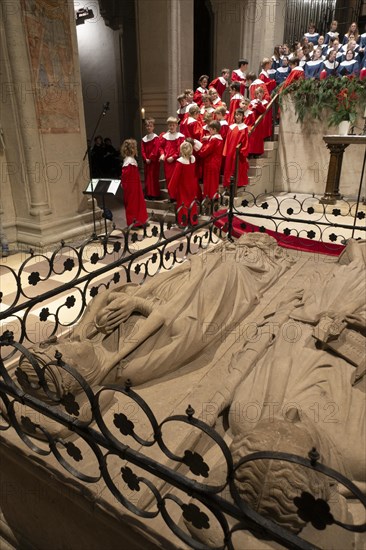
xmin=141 ymin=108 xmax=145 ymax=120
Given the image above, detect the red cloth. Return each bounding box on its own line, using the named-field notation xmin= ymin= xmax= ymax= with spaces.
xmin=218 ymin=120 xmax=229 ymax=141
xmin=141 ymin=134 xmax=160 ymax=197
xmin=209 ymin=76 xmax=228 ymax=98
xmin=259 ymin=71 xmax=276 ymax=94
xmin=121 ymin=162 xmax=148 ymax=227
xmin=198 ymin=135 xmax=224 ymax=198
xmin=213 ymin=211 xmax=345 ymax=257
xmin=167 ymin=158 xmax=202 ymax=226
xmin=223 ymin=123 xmax=249 ymax=188
xmin=193 ymin=87 xmax=208 ymax=107
xmin=228 ymin=94 xmax=243 ymax=125
xmin=281 ymin=67 xmax=305 ymax=90
xmin=159 ymin=131 xmax=185 ymax=185
xmin=231 ymin=69 xmax=247 ymax=96
xmin=360 ymin=67 xmax=366 ymax=80
xmin=247 ymin=100 xmax=266 ymax=155
xmin=183 ymin=117 xmax=204 ymax=141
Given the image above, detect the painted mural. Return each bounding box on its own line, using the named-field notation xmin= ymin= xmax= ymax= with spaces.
xmin=22 ymin=0 xmax=80 ymax=133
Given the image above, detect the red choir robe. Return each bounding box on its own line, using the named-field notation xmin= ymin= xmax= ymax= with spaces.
xmin=228 ymin=93 xmax=244 ymax=125
xmin=121 ymin=157 xmax=148 ymax=227
xmin=259 ymin=70 xmax=277 ymax=94
xmin=193 ymin=86 xmax=208 ymax=107
xmin=183 ymin=117 xmax=204 ymax=141
xmin=212 ymin=97 xmax=225 ymax=108
xmin=177 ymin=105 xmax=189 ymax=122
xmin=218 ymin=119 xmax=229 ymax=141
xmin=197 ymin=134 xmax=224 ymax=198
xmin=248 ymin=100 xmax=266 ymax=155
xmin=223 ymin=123 xmax=249 ymax=188
xmin=159 ymin=131 xmax=185 ymax=185
xmin=249 ymin=81 xmax=272 ymax=139
xmin=209 ymin=76 xmax=228 ymax=98
xmin=167 ymin=156 xmax=203 ymax=226
xmin=281 ymin=67 xmax=305 ymax=90
xmin=141 ymin=132 xmax=160 ymax=198
xmin=231 ymin=68 xmax=247 ymax=96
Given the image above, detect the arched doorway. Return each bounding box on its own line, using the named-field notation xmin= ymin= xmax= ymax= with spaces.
xmin=194 ymin=0 xmax=214 ymax=85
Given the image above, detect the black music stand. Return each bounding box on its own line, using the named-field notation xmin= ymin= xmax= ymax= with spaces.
xmin=83 ymin=179 xmax=120 ymax=236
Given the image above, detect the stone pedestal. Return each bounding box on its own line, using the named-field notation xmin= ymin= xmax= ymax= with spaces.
xmin=320 ymin=136 xmax=366 ymax=205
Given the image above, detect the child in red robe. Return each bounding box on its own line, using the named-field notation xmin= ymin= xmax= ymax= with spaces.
xmin=231 ymin=59 xmax=249 ymax=96
xmin=120 ymin=139 xmax=148 ymax=228
xmin=259 ymin=58 xmax=277 ymax=94
xmin=223 ymin=109 xmax=249 ymax=189
xmin=159 ymin=117 xmax=185 ymax=187
xmin=141 ymin=118 xmax=160 ymax=199
xmin=228 ymin=82 xmax=244 ymax=125
xmin=198 ymin=121 xmax=224 ymax=199
xmin=193 ymin=75 xmax=209 ymax=107
xmin=209 ymin=68 xmax=230 ymax=98
xmin=282 ymin=58 xmax=305 ymax=89
xmin=168 ymin=141 xmax=202 ymax=226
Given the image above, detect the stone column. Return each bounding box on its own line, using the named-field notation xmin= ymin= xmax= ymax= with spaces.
xmin=136 ymin=0 xmax=193 ymax=133
xmin=0 ymin=1 xmax=95 ymax=249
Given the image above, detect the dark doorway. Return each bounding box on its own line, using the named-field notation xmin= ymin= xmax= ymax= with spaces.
xmin=194 ymin=0 xmax=214 ymax=86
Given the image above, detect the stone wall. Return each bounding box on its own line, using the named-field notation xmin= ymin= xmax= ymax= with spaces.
xmin=275 ymin=97 xmax=366 ymax=198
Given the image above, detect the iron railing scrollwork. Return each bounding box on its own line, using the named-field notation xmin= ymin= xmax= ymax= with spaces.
xmin=0 ymin=335 xmax=365 ymax=550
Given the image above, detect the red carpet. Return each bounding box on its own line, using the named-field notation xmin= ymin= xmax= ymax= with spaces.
xmin=214 ymin=211 xmax=345 ymax=256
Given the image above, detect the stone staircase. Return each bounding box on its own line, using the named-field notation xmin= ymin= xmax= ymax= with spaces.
xmin=145 ymin=129 xmax=279 ymax=223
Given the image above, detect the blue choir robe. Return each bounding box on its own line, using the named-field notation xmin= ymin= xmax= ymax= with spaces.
xmin=337 ymin=59 xmax=360 ymax=76
xmin=304 ymin=59 xmax=324 ymax=78
xmin=271 ymin=56 xmax=281 ymax=70
xmin=321 ymin=60 xmax=339 ymax=77
xmin=324 ymin=31 xmax=339 ymax=45
xmin=304 ymin=32 xmax=320 ymax=45
xmin=360 ymin=33 xmax=366 ymax=49
xmin=275 ymin=66 xmax=291 ymax=85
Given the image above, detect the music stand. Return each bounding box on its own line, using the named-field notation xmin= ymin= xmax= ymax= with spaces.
xmin=83 ymin=179 xmax=120 ymax=236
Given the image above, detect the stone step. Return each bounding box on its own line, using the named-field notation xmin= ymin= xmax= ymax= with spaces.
xmin=264 ymin=141 xmax=278 ymax=150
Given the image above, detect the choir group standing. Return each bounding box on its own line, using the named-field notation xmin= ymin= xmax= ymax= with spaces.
xmin=120 ymin=19 xmax=366 ymax=228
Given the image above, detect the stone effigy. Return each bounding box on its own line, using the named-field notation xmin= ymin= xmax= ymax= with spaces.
xmin=15 ymin=236 xmax=366 ymax=547
xmin=21 ymin=233 xmax=293 ymax=395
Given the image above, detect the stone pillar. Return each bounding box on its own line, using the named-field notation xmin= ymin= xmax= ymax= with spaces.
xmin=211 ymin=0 xmax=286 ymax=79
xmin=136 ymin=0 xmax=193 ymax=133
xmin=0 ymin=1 xmax=95 ymax=249
xmin=241 ymin=0 xmax=286 ymax=73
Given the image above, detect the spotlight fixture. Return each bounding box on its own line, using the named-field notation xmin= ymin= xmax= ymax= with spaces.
xmin=75 ymin=8 xmax=94 ymax=25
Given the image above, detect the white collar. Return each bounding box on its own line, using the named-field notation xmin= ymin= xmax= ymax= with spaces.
xmin=234 ymin=68 xmax=246 ymax=78
xmin=324 ymin=60 xmax=338 ymax=68
xmin=219 ymin=119 xmax=228 ymax=126
xmin=197 ymin=86 xmax=207 ymax=93
xmin=231 ymin=93 xmax=243 ymax=100
xmin=307 ymin=59 xmax=323 ymax=66
xmin=177 ymin=155 xmax=196 ymax=164
xmin=218 ymin=76 xmax=228 ymax=85
xmin=162 ymin=131 xmax=185 ymax=140
xmin=210 ymin=134 xmax=223 ymax=140
xmin=277 ymin=66 xmax=290 ymax=72
xmin=251 ymin=79 xmax=263 ymax=85
xmin=293 ymin=66 xmax=304 ymax=72
xmin=142 ymin=132 xmax=158 ymax=142
xmin=341 ymin=59 xmax=356 ymax=66
xmin=123 ymin=156 xmax=137 ymax=167
xmin=260 ymin=70 xmax=269 ymax=78
xmin=230 ymin=122 xmax=247 ymax=130
xmin=213 ymin=97 xmax=221 ymax=104
xmin=187 ymin=116 xmax=198 ymax=124
xmin=244 ymin=109 xmax=253 ymax=116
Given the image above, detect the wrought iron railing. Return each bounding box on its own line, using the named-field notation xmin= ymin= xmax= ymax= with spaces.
xmin=0 ymin=192 xmax=366 ymax=548
xmin=1 ymin=334 xmax=365 ymax=550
